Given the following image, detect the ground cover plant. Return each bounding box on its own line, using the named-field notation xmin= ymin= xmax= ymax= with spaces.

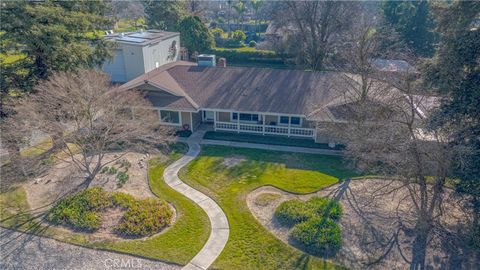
xmin=275 ymin=197 xmax=343 ymax=257
xmin=181 ymin=145 xmax=357 ymax=269
xmin=46 ymin=187 xmax=173 ymax=236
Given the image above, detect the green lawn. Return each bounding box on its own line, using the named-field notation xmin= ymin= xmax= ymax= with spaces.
xmin=93 ymin=151 xmax=210 ymax=264
xmin=180 ymin=145 xmax=358 ymax=269
xmin=204 ymin=131 xmax=345 ymax=150
xmin=0 ymin=143 xmax=210 ymax=266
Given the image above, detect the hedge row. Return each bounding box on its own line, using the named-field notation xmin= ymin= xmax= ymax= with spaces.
xmin=207 ymin=48 xmax=282 ymax=64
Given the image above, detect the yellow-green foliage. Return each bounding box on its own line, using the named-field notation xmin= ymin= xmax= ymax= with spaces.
xmin=116 ymin=198 xmax=173 ymax=237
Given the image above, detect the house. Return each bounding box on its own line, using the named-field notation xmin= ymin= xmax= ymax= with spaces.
xmin=102 ymin=30 xmax=180 ymax=82
xmin=119 ymin=60 xmax=372 ymax=144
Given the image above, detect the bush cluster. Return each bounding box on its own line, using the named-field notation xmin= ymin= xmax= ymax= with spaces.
xmin=47 ymin=188 xmax=173 ymax=237
xmin=291 ymin=217 xmax=342 ymax=256
xmin=47 ymin=187 xmax=112 ymax=231
xmin=274 ymin=196 xmax=343 ymax=257
xmin=274 ymin=199 xmax=312 ymax=226
xmin=115 ymin=198 xmax=173 ymax=237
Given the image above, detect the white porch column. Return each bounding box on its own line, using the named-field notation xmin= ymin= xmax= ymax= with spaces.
xmin=237 ymin=112 xmax=240 ymax=133
xmin=288 ymin=116 xmax=291 ymax=137
xmin=262 ymin=114 xmax=265 ymax=135
xmin=190 ymin=112 xmax=194 ymax=132
xmin=213 ymin=111 xmax=217 ymax=131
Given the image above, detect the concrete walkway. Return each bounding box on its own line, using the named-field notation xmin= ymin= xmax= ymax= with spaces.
xmin=163 ymin=142 xmax=229 ymax=270
xmin=0 ymin=228 xmax=180 ymax=270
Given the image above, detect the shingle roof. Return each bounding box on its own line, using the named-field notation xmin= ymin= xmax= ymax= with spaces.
xmin=121 ymin=62 xmax=351 ymax=117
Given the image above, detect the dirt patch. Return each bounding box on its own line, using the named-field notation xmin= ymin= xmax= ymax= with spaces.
xmin=24 ymin=152 xmax=153 ymax=213
xmin=22 ymin=151 xmax=177 ymax=241
xmin=247 ymin=180 xmax=478 ymax=270
xmin=222 ymin=155 xmax=246 ymax=168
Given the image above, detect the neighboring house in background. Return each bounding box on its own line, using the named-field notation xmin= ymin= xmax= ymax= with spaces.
xmin=102 ymin=30 xmax=180 ymax=82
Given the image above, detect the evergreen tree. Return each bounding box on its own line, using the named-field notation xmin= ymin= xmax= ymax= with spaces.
xmin=0 ymin=0 xmax=113 ymax=99
xmin=382 ymin=0 xmax=437 ymax=56
xmin=143 ymin=0 xmax=187 ymax=31
xmin=178 ymin=16 xmax=214 ymax=55
xmin=424 ymin=0 xmax=480 ymax=247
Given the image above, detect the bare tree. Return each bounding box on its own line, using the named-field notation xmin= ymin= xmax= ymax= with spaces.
xmin=273 ymin=1 xmax=357 ymax=70
xmin=20 ymin=70 xmax=170 ymax=188
xmin=328 ymin=67 xmax=460 ymax=268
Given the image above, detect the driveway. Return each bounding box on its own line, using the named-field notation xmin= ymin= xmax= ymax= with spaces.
xmin=0 ymin=228 xmax=180 ymax=270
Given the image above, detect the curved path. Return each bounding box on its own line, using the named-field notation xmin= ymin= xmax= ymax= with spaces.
xmin=163 ymin=142 xmax=229 ymax=270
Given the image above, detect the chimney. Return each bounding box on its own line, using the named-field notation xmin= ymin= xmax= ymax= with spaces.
xmin=218 ymin=57 xmax=227 ymax=67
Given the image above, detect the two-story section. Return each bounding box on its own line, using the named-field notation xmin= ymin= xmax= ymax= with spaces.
xmin=102 ymin=30 xmax=180 ymax=83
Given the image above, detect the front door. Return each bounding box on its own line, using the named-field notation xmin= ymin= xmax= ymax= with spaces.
xmin=203 ymin=111 xmax=215 ymax=122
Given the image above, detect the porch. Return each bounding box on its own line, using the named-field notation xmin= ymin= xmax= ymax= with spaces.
xmin=203 ymin=110 xmax=316 ymax=139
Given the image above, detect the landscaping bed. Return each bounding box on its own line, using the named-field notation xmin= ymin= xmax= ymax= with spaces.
xmin=47 ymin=187 xmax=174 ymax=238
xmin=0 ymin=143 xmax=210 ymax=265
xmin=203 ymin=131 xmax=345 ymax=150
xmin=180 ymin=145 xmax=356 ymax=269
xmin=247 ymin=181 xmax=476 ymax=270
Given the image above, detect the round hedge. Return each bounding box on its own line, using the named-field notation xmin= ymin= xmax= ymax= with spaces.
xmin=47 ymin=187 xmax=112 ymax=231
xmin=307 ymin=197 xmax=343 ymax=221
xmin=115 ymin=198 xmax=174 ymax=237
xmin=291 ymin=217 xmax=342 ymax=257
xmin=274 ymin=199 xmax=312 ymax=226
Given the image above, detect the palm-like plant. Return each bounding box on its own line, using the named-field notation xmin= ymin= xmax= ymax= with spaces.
xmin=250 ymin=0 xmax=263 ymax=33
xmin=233 ymin=0 xmax=247 ymax=31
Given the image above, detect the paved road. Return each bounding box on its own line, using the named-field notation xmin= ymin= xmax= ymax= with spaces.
xmin=163 ymin=142 xmax=229 ymax=270
xmin=0 ymin=228 xmax=180 ymax=270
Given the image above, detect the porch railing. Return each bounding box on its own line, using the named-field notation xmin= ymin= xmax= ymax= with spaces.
xmin=215 ymin=121 xmax=315 ymax=138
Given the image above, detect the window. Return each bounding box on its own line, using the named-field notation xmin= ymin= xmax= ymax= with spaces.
xmin=278 ymin=115 xmax=302 ymax=126
xmin=290 ymin=117 xmax=301 ymax=126
xmin=279 ymin=116 xmax=289 ymax=125
xmin=239 ymin=113 xmax=259 ymax=122
xmin=233 ymin=113 xmax=259 ymax=122
xmin=160 ymin=110 xmax=180 ymax=124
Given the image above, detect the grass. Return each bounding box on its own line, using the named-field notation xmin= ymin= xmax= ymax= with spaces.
xmin=89 ymin=146 xmax=210 ymax=264
xmin=0 ymin=143 xmax=210 ymax=266
xmin=20 ymin=138 xmax=53 ymax=158
xmin=204 ymin=131 xmax=345 ymax=150
xmin=180 ymin=145 xmax=358 ymax=269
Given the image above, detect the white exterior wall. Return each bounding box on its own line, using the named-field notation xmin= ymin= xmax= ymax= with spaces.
xmin=142 ymin=35 xmax=180 ymax=73
xmin=102 ymin=34 xmax=180 ymax=83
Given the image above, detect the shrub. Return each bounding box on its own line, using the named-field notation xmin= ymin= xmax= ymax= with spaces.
xmin=47 ymin=187 xmax=111 ymax=231
xmin=101 ymin=166 xmax=110 ymax=174
xmin=255 ymin=193 xmax=281 ymax=206
xmin=291 ymin=217 xmax=342 ymax=257
xmin=211 ymin=27 xmax=224 ymax=39
xmin=232 ymin=30 xmax=246 ymax=43
xmin=108 ymin=166 xmax=118 ymax=175
xmin=275 ymin=199 xmax=312 ymax=226
xmin=307 ymin=197 xmax=343 ymax=221
xmin=248 ymin=40 xmax=256 ymax=47
xmin=116 ymin=171 xmax=129 ymax=187
xmin=111 ymin=192 xmax=135 ymax=208
xmin=116 ymin=198 xmax=174 ymax=237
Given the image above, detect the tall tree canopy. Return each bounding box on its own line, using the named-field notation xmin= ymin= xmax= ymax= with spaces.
xmin=178 ymin=16 xmax=214 ymax=55
xmin=423 ymin=1 xmax=480 ymax=247
xmin=0 ymin=0 xmax=113 ymax=99
xmin=142 ymin=0 xmax=187 ymax=31
xmin=273 ymin=1 xmax=357 ymax=71
xmin=382 ymin=0 xmax=437 ymax=56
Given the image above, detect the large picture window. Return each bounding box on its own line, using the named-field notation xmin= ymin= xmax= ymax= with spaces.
xmin=231 ymin=112 xmax=259 ymax=122
xmin=160 ymin=110 xmax=180 ymax=124
xmin=278 ymin=115 xmax=302 ymax=126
